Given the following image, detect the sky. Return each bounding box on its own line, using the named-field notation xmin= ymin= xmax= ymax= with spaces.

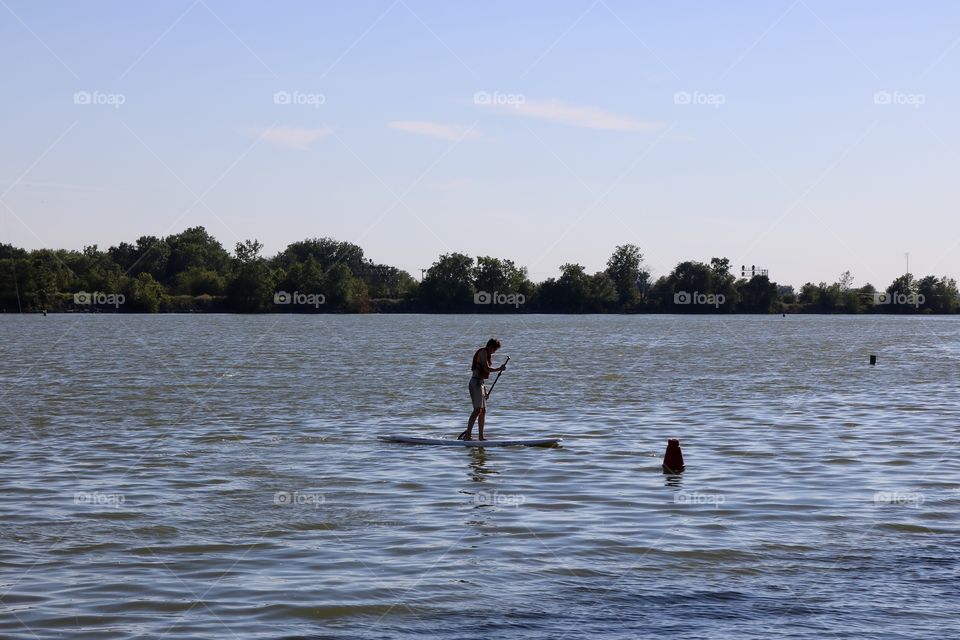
xmin=2 ymin=0 xmax=959 ymax=289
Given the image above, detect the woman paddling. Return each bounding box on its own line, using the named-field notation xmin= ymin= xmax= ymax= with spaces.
xmin=458 ymin=338 xmax=507 ymax=441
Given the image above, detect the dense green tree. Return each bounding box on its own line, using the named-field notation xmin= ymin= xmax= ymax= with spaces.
xmin=359 ymin=262 xmax=417 ymax=299
xmin=73 ymin=245 xmax=125 ymax=294
xmin=736 ymin=275 xmax=779 ymax=313
xmin=277 ymin=238 xmax=365 ymax=274
xmin=470 ymin=256 xmax=533 ymax=312
xmin=226 ymin=240 xmax=275 ymax=312
xmin=174 ymin=266 xmax=226 ymax=296
xmin=832 ymin=271 xmax=860 ymax=313
xmin=125 ymin=272 xmax=166 ymax=312
xmin=837 ymin=289 xmax=862 ymax=313
xmin=556 ymin=263 xmax=590 ymax=311
xmin=778 ymin=285 xmax=796 ymax=304
xmin=858 ymin=283 xmax=877 ymax=313
xmin=25 ymin=251 xmax=73 ymax=309
xmin=916 ymin=275 xmax=959 ymax=313
xmin=0 ymin=256 xmax=33 ymax=311
xmin=165 ymin=227 xmax=230 ymax=281
xmin=798 ymin=282 xmax=819 ymax=305
xmin=131 ymin=236 xmax=170 ymax=280
xmin=649 ymin=258 xmax=743 ymax=312
xmin=710 ymin=258 xmax=736 ymax=294
xmin=535 ymin=278 xmax=562 ymax=311
xmin=605 ymin=244 xmax=647 ymax=308
xmin=881 ymin=274 xmax=920 ymax=313
xmin=325 ymin=263 xmax=369 ymax=311
xmin=419 ymin=253 xmax=474 ymax=311
xmin=837 ymin=270 xmax=855 ymax=292
xmin=663 ymin=261 xmax=712 ymax=312
xmin=281 ymin=255 xmax=324 ymax=294
xmin=107 ymin=242 xmax=135 ymax=272
xmin=535 ymin=264 xmax=596 ymax=312
xmin=0 ymin=259 xmax=20 ymax=311
xmin=3 ymin=231 xmax=960 ymax=315
xmin=816 ymin=282 xmax=841 ymax=311
xmin=675 ymin=261 xmax=713 ymax=292
xmin=474 ymin=256 xmax=528 ymax=294
xmin=587 ymin=271 xmax=618 ymax=312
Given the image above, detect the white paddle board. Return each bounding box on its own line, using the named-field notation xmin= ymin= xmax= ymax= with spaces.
xmin=378 ymin=435 xmax=562 ymax=448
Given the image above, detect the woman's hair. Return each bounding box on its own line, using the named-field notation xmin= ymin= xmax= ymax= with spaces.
xmin=486 ymin=338 xmax=502 ymax=350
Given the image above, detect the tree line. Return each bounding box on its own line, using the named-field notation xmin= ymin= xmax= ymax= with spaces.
xmin=1 ymin=227 xmax=957 ymax=314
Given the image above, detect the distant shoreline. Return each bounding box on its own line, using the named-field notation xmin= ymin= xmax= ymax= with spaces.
xmin=3 ymin=227 xmax=957 ymax=315
xmin=6 ymin=306 xmax=957 ymax=316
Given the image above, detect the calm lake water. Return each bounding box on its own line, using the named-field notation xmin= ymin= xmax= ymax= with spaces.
xmin=2 ymin=314 xmax=959 ymax=639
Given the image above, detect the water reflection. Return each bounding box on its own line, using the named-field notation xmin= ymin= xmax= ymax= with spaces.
xmin=466 ymin=447 xmax=498 ymax=483
xmin=663 ymin=473 xmax=684 ymax=488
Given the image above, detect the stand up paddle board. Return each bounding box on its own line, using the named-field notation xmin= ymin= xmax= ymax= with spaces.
xmin=378 ymin=435 xmax=562 ymax=448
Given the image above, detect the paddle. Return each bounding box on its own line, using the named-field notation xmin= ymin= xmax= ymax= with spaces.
xmin=457 ymin=356 xmax=509 ymax=440
xmin=485 ymin=356 xmax=510 ymax=397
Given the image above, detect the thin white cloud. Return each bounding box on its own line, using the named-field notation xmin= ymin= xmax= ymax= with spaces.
xmin=482 ymin=98 xmax=663 ymax=132
xmin=388 ymin=120 xmax=480 ymax=142
xmin=252 ymin=125 xmax=332 ymax=150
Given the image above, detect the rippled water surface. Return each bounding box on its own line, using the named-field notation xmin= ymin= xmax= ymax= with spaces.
xmin=2 ymin=314 xmax=959 ymax=639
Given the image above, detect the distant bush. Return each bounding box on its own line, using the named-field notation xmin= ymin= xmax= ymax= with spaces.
xmin=3 ymin=231 xmax=958 ymax=314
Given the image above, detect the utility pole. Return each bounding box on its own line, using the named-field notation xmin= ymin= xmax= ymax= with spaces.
xmin=904 ymin=252 xmax=910 ymax=276
xmin=420 ymin=268 xmax=427 ymax=282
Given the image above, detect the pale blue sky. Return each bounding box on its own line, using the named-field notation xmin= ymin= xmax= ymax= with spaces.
xmin=2 ymin=0 xmax=959 ymax=288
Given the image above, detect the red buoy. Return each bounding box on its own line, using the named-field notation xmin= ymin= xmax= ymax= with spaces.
xmin=662 ymin=438 xmax=685 ymax=474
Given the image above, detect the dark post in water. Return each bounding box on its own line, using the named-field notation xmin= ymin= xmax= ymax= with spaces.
xmin=662 ymin=439 xmax=685 ymax=474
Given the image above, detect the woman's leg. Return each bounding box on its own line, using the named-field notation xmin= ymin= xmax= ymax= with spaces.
xmin=462 ymin=407 xmax=481 ymax=439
